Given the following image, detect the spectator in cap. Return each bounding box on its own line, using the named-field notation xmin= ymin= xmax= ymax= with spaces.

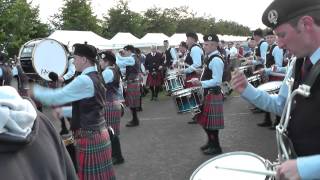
xmin=31 ymin=43 xmax=116 ymax=180
xmin=232 ymin=0 xmax=320 ymax=179
xmin=189 ymin=34 xmax=224 ymax=155
xmin=117 ymin=45 xmax=142 ymax=127
xmin=99 ymin=50 xmax=125 ymax=165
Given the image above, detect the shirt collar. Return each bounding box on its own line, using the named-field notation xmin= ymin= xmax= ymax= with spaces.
xmin=81 ymin=66 xmax=97 ymax=75
xmin=309 ymin=47 xmax=320 ymax=65
xmin=208 ymin=50 xmax=219 ymax=57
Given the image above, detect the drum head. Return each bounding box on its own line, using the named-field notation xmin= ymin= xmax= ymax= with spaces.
xmin=33 ymin=39 xmax=67 ymax=81
xmin=190 ymin=152 xmax=268 ymax=180
xmin=257 ymin=81 xmax=282 ymax=93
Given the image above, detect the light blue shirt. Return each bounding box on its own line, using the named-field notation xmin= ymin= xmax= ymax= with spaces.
xmin=0 ymin=68 xmax=3 ymax=77
xmin=201 ymin=50 xmax=224 ymax=88
xmin=116 ymin=54 xmax=135 ymax=76
xmin=252 ymin=40 xmax=268 ymax=65
xmin=297 ymin=155 xmax=320 ymax=179
xmin=167 ymin=47 xmax=178 ymax=64
xmin=184 ymin=45 xmax=203 ymax=74
xmin=33 ymin=66 xmax=96 ymax=106
xmin=272 ymin=45 xmax=284 ymax=67
xmin=102 ymin=67 xmax=114 ymax=83
xmin=12 ymin=66 xmax=18 ymax=76
xmin=63 ymin=58 xmax=76 ymax=81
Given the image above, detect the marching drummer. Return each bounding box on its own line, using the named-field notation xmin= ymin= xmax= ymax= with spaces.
xmin=30 ymin=43 xmax=116 ymax=180
xmin=232 ymin=0 xmax=320 ymax=179
xmin=99 ymin=50 xmax=125 ymax=165
xmin=189 ymin=34 xmax=224 ymax=155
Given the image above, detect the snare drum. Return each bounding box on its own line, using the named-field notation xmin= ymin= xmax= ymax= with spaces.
xmin=190 ymin=151 xmax=274 ymax=180
xmin=238 ymin=65 xmax=254 ymax=77
xmin=247 ymin=74 xmax=261 ymax=87
xmin=18 ymin=38 xmax=68 ymax=81
xmin=171 ymin=87 xmax=202 ymax=114
xmin=164 ymin=74 xmax=184 ymax=93
xmin=257 ymin=81 xmax=282 ymax=94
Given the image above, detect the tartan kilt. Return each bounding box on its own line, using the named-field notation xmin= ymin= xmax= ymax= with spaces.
xmin=146 ymin=72 xmax=162 ymax=87
xmin=105 ymin=102 xmax=122 ymax=136
xmin=74 ymin=128 xmax=115 ymax=180
xmin=197 ymin=93 xmax=224 ymax=130
xmin=185 ymin=73 xmax=199 ymax=88
xmin=125 ymin=80 xmax=141 ymax=108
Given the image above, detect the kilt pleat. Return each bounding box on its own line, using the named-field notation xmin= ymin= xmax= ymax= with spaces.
xmin=197 ymin=93 xmax=224 ymax=130
xmin=74 ymin=129 xmax=116 ymax=180
xmin=125 ymin=81 xmax=141 ymax=108
xmin=146 ymin=73 xmax=162 ymax=86
xmin=105 ymin=102 xmax=122 ymax=136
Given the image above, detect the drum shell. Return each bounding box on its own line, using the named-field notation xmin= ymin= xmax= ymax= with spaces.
xmin=18 ymin=38 xmax=68 ymax=81
xmin=172 ymin=87 xmax=202 ymax=113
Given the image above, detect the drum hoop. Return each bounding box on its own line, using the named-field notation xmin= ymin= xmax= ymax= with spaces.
xmin=31 ymin=38 xmax=68 ymax=81
xmin=190 ymin=151 xmax=268 ymax=180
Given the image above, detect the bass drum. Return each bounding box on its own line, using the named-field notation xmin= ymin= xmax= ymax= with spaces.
xmin=18 ymin=38 xmax=67 ymax=81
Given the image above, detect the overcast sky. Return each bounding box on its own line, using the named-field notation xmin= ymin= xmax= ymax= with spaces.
xmin=28 ymin=0 xmax=273 ymax=30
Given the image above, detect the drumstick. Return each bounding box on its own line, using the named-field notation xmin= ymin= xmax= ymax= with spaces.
xmin=215 ymin=165 xmax=276 ymax=176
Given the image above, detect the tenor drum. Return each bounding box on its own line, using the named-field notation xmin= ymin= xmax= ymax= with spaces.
xmin=172 ymin=87 xmax=202 ymax=114
xmin=18 ymin=38 xmax=67 ymax=81
xmin=164 ymin=74 xmax=184 ymax=94
xmin=190 ymin=151 xmax=274 ymax=180
xmin=257 ymin=81 xmax=282 ymax=94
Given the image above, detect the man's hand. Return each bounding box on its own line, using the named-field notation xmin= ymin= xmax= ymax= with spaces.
xmin=58 ymin=77 xmax=65 ymax=83
xmin=231 ymin=70 xmax=248 ymax=94
xmin=188 ymin=78 xmax=201 ymax=86
xmin=276 ymin=160 xmax=301 ymax=180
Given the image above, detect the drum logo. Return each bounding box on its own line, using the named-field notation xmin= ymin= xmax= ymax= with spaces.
xmin=41 ymin=69 xmax=50 ymax=75
xmin=268 ymin=10 xmax=278 ymax=25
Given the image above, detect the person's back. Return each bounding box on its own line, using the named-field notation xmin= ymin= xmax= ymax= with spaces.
xmin=0 ymin=86 xmax=77 ymax=180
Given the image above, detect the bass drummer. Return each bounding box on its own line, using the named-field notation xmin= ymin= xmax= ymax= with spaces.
xmin=231 ymin=0 xmax=320 ymax=178
xmin=189 ymin=34 xmax=224 ymax=155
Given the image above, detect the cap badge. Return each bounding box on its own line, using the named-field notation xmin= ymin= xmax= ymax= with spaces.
xmin=208 ymin=36 xmax=212 ymax=41
xmin=268 ymin=9 xmax=278 ymax=25
xmin=101 ymin=54 xmax=106 ymax=59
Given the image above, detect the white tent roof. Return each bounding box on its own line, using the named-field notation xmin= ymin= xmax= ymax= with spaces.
xmin=169 ymin=33 xmax=186 ymax=46
xmin=107 ymin=32 xmax=143 ymax=49
xmin=48 ymin=30 xmax=110 ymax=50
xmin=139 ymin=33 xmax=169 ymax=46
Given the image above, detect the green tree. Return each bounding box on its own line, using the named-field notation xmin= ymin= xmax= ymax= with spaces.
xmin=50 ymin=0 xmax=102 ymax=35
xmin=0 ymin=0 xmax=50 ymax=57
xmin=102 ymin=0 xmax=145 ymax=38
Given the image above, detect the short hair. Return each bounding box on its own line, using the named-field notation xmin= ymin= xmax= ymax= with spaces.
xmin=123 ymin=45 xmax=135 ymax=53
xmin=253 ymin=28 xmax=264 ymax=37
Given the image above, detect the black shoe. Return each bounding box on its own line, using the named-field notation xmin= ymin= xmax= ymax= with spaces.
xmin=200 ymin=143 xmax=210 ymax=151
xmin=150 ymin=97 xmax=154 ymax=101
xmin=203 ymin=147 xmax=222 ymax=155
xmin=60 ymin=128 xmax=69 ymax=135
xmin=126 ymin=120 xmax=139 ymax=127
xmin=188 ymin=120 xmax=197 ymax=124
xmin=251 ymin=108 xmax=263 ymax=113
xmin=269 ymin=126 xmax=276 ymax=130
xmin=136 ymin=107 xmax=143 ymax=112
xmin=257 ymin=121 xmax=272 ymax=127
xmin=112 ymin=157 xmax=124 ymax=165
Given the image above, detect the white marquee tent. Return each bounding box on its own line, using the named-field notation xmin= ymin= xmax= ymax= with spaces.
xmin=139 ymin=33 xmax=169 ymax=46
xmin=48 ymin=30 xmax=110 ymax=50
